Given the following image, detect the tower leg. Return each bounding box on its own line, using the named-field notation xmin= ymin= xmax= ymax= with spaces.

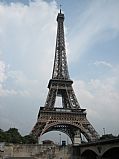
xmin=73 ymin=130 xmax=81 ymax=145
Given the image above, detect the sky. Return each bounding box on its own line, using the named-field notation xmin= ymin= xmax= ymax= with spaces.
xmin=0 ymin=0 xmax=119 ymax=143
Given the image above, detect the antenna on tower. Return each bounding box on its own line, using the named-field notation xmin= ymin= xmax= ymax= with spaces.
xmin=60 ymin=4 xmax=62 ymax=13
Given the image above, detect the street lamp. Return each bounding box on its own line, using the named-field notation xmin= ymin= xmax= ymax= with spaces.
xmin=103 ymin=128 xmax=106 ymax=135
xmin=59 ymin=133 xmax=61 ymax=145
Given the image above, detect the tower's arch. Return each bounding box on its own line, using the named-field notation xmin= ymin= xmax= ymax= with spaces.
xmin=39 ymin=130 xmax=72 ymax=145
xmin=38 ymin=122 xmax=96 ymax=143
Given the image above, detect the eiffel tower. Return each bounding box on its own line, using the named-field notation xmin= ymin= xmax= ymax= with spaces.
xmin=31 ymin=9 xmax=99 ymax=144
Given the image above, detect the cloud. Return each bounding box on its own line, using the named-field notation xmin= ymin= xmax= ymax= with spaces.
xmin=0 ymin=60 xmax=11 ymax=96
xmin=0 ymin=0 xmax=30 ymax=5
xmin=69 ymin=0 xmax=119 ymax=62
xmin=0 ymin=0 xmax=58 ymax=134
xmin=0 ymin=60 xmax=6 ymax=82
xmin=74 ymin=65 xmax=119 ymax=135
xmin=0 ymin=61 xmax=29 ymax=96
xmin=0 ymin=0 xmax=58 ymax=96
xmin=94 ymin=61 xmax=112 ymax=68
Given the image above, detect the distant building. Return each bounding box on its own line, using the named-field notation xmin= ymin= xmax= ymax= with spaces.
xmin=42 ymin=140 xmax=54 ymax=145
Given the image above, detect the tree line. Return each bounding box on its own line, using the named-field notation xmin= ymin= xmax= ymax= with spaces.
xmin=0 ymin=128 xmax=118 ymax=144
xmin=0 ymin=128 xmax=37 ymax=144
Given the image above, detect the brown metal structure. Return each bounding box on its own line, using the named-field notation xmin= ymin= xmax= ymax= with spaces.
xmin=31 ymin=10 xmax=99 ymax=143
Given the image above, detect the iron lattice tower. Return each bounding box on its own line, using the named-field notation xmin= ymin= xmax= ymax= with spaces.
xmin=31 ymin=10 xmax=99 ymax=143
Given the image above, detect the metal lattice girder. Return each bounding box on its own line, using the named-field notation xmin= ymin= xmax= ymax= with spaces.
xmin=44 ymin=79 xmax=80 ymax=109
xmin=44 ymin=89 xmax=57 ymax=109
xmin=31 ymin=10 xmax=99 ymax=142
xmin=32 ymin=108 xmax=99 ymax=142
xmin=52 ymin=12 xmax=69 ymax=80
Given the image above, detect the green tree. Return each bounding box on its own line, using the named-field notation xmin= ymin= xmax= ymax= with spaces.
xmin=5 ymin=128 xmax=22 ymax=143
xmin=0 ymin=129 xmax=6 ymax=142
xmin=0 ymin=128 xmax=37 ymax=144
xmin=22 ymin=134 xmax=37 ymax=144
